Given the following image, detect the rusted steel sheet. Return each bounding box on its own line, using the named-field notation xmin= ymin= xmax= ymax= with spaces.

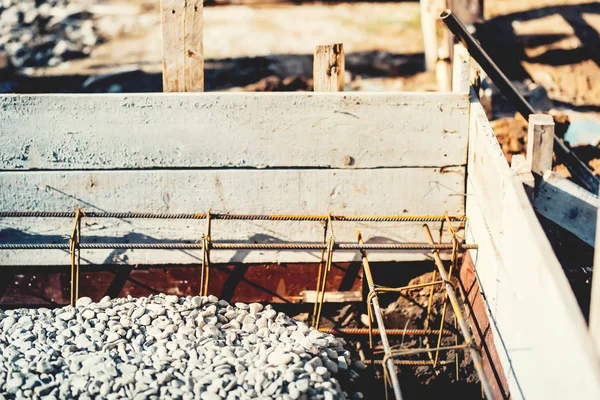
xmin=0 ymin=262 xmax=363 ymax=306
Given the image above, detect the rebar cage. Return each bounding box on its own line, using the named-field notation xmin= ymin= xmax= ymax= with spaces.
xmin=0 ymin=210 xmax=492 ymax=399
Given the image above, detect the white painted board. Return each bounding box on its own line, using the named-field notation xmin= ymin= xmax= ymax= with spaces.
xmin=466 ymin=94 xmax=600 ymax=399
xmin=0 ymin=92 xmax=469 ymax=170
xmin=0 ymin=168 xmax=465 ymax=264
xmin=534 ymin=170 xmax=598 ymax=247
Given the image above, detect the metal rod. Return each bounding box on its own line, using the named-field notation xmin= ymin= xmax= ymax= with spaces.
xmin=423 ymin=224 xmax=494 ymax=399
xmin=358 ymin=232 xmax=404 ymax=400
xmin=0 ymin=211 xmax=467 ymax=222
xmin=319 ymin=328 xmax=450 ymax=336
xmin=440 ymin=9 xmax=599 ymax=193
xmin=0 ymin=242 xmax=478 ymax=251
xmin=365 ymin=359 xmax=452 ymax=366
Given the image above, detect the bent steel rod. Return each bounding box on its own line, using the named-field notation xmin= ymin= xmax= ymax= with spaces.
xmin=0 ymin=211 xmax=467 ymax=222
xmin=0 ymin=243 xmax=478 ymax=251
xmin=358 ymin=233 xmax=404 ymax=400
xmin=423 ymin=224 xmax=494 ymax=399
xmin=440 ymin=9 xmax=599 ymax=194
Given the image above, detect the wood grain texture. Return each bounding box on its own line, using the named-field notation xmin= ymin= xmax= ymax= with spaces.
xmin=421 ymin=0 xmax=437 ymax=71
xmin=526 ymin=113 xmax=554 ymax=176
xmin=0 ymin=93 xmax=469 ymax=170
xmin=0 ymin=168 xmax=465 ymax=265
xmin=314 ymin=44 xmax=345 ymax=92
xmin=591 ymin=191 xmax=600 ymax=355
xmin=161 ymin=0 xmax=204 ymax=92
xmin=511 ymin=154 xmax=535 ymax=200
xmin=466 ymin=93 xmax=600 ymax=399
xmin=534 ymin=170 xmax=598 ymax=246
xmin=452 ymin=43 xmax=470 ymax=94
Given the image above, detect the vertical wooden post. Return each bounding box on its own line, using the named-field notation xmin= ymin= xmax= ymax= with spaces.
xmin=313 ymin=44 xmax=345 ymax=92
xmin=421 ymin=0 xmax=438 ymax=71
xmin=436 ymin=0 xmax=453 ymax=91
xmin=452 ymin=43 xmax=470 ymax=93
xmin=526 ymin=114 xmax=555 ymax=176
xmin=161 ymin=0 xmax=204 ymax=92
xmin=590 ymin=200 xmax=600 ymax=356
xmin=511 ymin=154 xmax=535 ymax=201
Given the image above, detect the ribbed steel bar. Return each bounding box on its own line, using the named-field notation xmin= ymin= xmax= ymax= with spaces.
xmin=423 ymin=224 xmax=494 ymax=400
xmin=358 ymin=232 xmax=404 ymax=400
xmin=0 ymin=242 xmax=477 ymax=251
xmin=364 ymin=359 xmax=452 ymax=366
xmin=0 ymin=211 xmax=467 ymax=222
xmin=319 ymin=328 xmax=450 ymax=336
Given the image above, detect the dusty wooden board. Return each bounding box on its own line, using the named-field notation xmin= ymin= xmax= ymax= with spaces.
xmin=161 ymin=0 xmax=204 ymax=92
xmin=0 ymin=93 xmax=469 ymax=170
xmin=0 ymin=167 xmax=465 ymax=265
xmin=0 ymin=262 xmax=363 ymax=305
xmin=533 ymin=170 xmax=599 ymax=247
xmin=314 ymin=44 xmax=345 ymax=92
xmin=466 ymin=95 xmax=600 ymax=399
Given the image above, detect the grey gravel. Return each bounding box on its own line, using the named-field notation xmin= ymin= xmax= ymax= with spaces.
xmin=0 ymin=294 xmax=362 ymax=399
xmin=0 ymin=0 xmax=101 ymax=68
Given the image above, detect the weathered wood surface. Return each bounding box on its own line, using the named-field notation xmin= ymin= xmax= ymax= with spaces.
xmin=590 ymin=194 xmax=600 ymax=355
xmin=452 ymin=44 xmax=470 ymax=94
xmin=421 ymin=0 xmax=438 ymax=71
xmin=526 ymin=113 xmax=554 ymax=176
xmin=0 ymin=168 xmax=465 ymax=264
xmin=533 ymin=170 xmax=599 ymax=247
xmin=0 ymin=93 xmax=469 ymax=170
xmin=313 ymin=44 xmax=345 ymax=92
xmin=0 ymin=262 xmax=364 ymax=305
xmin=466 ymin=92 xmax=600 ymax=399
xmin=510 ymin=154 xmax=535 ymax=201
xmin=161 ymin=0 xmax=204 ymax=92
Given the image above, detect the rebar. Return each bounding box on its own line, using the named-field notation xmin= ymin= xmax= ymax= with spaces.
xmin=440 ymin=9 xmax=599 ymax=193
xmin=0 ymin=211 xmax=467 ymax=222
xmin=358 ymin=232 xmax=404 ymax=400
xmin=423 ymin=224 xmax=494 ymax=399
xmin=0 ymin=242 xmax=477 ymax=251
xmin=319 ymin=328 xmax=449 ymax=336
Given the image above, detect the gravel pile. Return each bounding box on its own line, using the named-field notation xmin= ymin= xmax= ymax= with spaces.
xmin=0 ymin=294 xmax=365 ymax=399
xmin=0 ymin=0 xmax=100 ymax=68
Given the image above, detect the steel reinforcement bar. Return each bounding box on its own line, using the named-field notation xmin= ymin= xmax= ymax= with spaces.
xmin=0 ymin=243 xmax=478 ymax=251
xmin=0 ymin=211 xmax=467 ymax=222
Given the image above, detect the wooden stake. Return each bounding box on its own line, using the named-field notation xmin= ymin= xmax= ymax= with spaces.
xmin=161 ymin=0 xmax=204 ymax=92
xmin=436 ymin=0 xmax=453 ymax=91
xmin=313 ymin=44 xmax=345 ymax=92
xmin=526 ymin=114 xmax=554 ymax=176
xmin=452 ymin=43 xmax=470 ymax=93
xmin=421 ymin=0 xmax=437 ymax=71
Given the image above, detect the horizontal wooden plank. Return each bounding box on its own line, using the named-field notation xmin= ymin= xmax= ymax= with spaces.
xmin=466 ymin=95 xmax=600 ymax=399
xmin=0 ymin=168 xmax=465 ymax=264
xmin=0 ymin=92 xmax=468 ymax=170
xmin=534 ymin=170 xmax=598 ymax=247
